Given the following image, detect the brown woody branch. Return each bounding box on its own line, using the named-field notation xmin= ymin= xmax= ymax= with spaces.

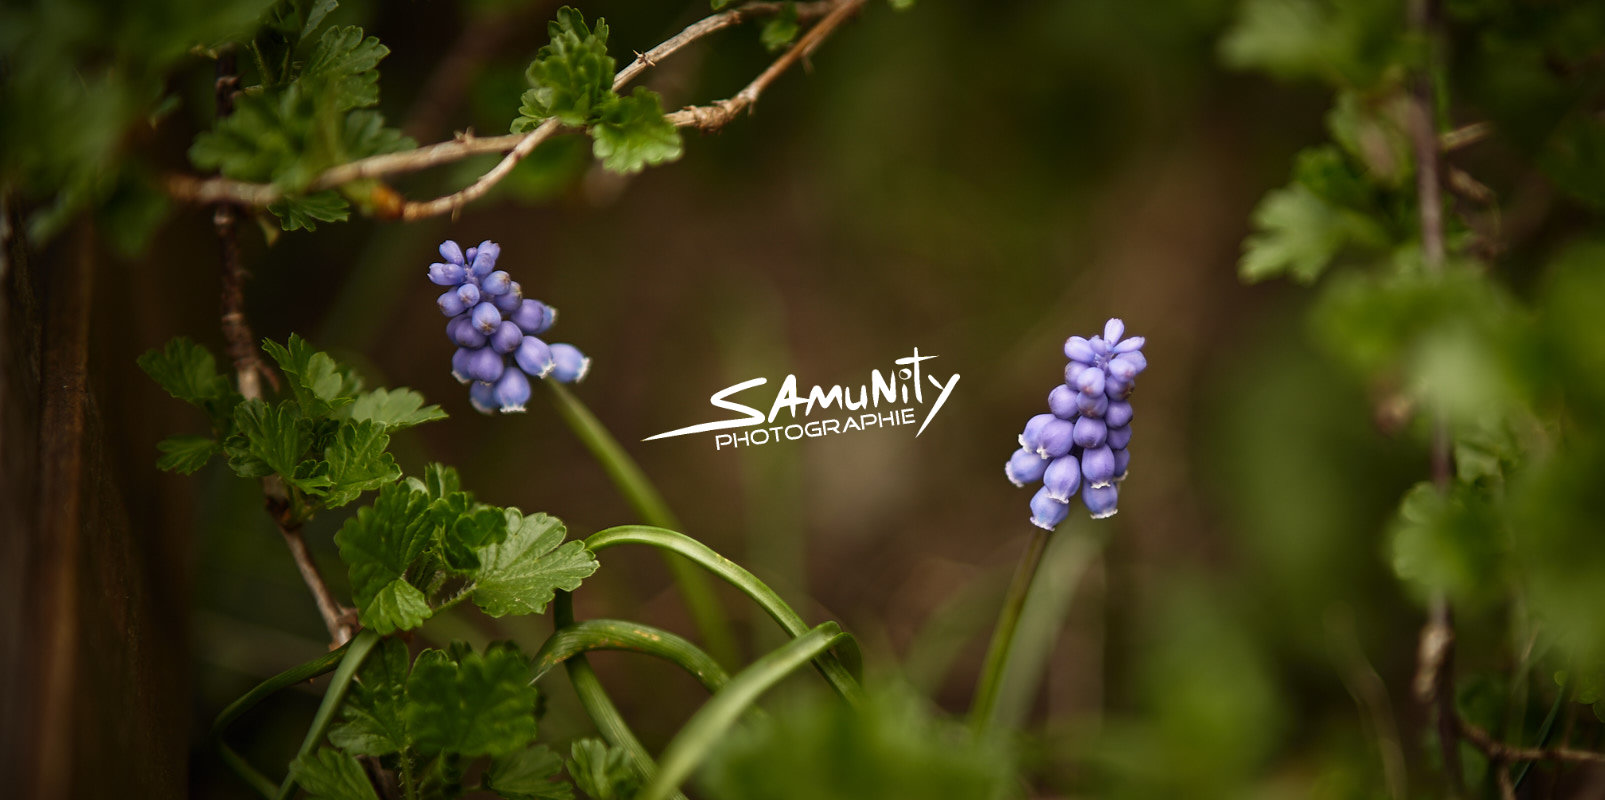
xmin=211 ymin=47 xmax=351 ymax=648
xmin=166 ymin=0 xmax=853 ymax=221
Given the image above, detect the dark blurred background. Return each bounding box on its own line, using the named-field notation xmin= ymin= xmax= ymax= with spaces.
xmin=59 ymin=0 xmax=1449 ymax=795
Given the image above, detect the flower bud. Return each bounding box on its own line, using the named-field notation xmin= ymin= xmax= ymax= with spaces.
xmin=1105 ymin=401 xmax=1133 ymax=428
xmin=1042 ymin=455 xmax=1081 ymax=501
xmin=428 ymin=262 xmax=465 ymax=286
xmin=1081 ymin=444 xmax=1116 ymax=488
xmin=492 ymin=282 xmax=524 ymax=313
xmin=469 ymin=380 xmax=498 ymax=415
xmin=1105 ymin=376 xmax=1132 ymax=400
xmin=1065 ymin=360 xmax=1090 ymax=385
xmin=1064 ymin=336 xmax=1095 ymax=363
xmin=515 ymin=336 xmax=555 ymax=377
xmin=438 ymin=289 xmax=468 ymax=317
xmin=1075 ymin=390 xmax=1108 ymax=418
xmin=1103 ymin=318 xmax=1125 ymax=344
xmin=1075 ymin=366 xmax=1105 ymax=397
xmin=1107 ymin=424 xmax=1132 ymax=450
xmin=471 ymin=301 xmax=502 ymax=334
xmin=470 ymin=240 xmax=500 ymax=276
xmin=1083 ymin=483 xmax=1119 ymax=519
xmin=493 ymin=367 xmax=531 ymax=413
xmin=447 ymin=315 xmax=488 ymax=348
xmin=439 ymin=240 xmax=465 ymax=265
xmin=483 ymin=270 xmax=513 ymax=296
xmin=511 ymin=299 xmax=554 ymax=335
xmin=1037 ymin=418 xmax=1075 ymax=458
xmin=1072 ymin=415 xmax=1107 ymax=448
xmin=1113 ymin=336 xmax=1146 ymax=353
xmin=1029 ymin=486 xmax=1070 ymax=531
xmin=464 ymin=347 xmax=505 ymax=383
xmin=1090 ymin=336 xmax=1111 ymax=357
xmin=1018 ymin=413 xmax=1056 ymax=452
xmin=1006 ymin=447 xmax=1049 ymax=487
xmin=491 ymin=321 xmax=523 ymax=354
xmin=549 ymin=343 xmax=590 ymax=383
xmin=456 ymin=282 xmax=481 ymax=307
xmin=450 ymin=347 xmax=475 ymax=384
xmin=1113 ymin=447 xmax=1131 ymax=481
xmin=1110 ymin=351 xmax=1146 ymax=377
xmin=1048 ymin=384 xmax=1078 ymax=419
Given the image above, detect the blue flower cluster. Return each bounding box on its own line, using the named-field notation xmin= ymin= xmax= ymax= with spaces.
xmin=1006 ymin=318 xmax=1146 ymax=530
xmin=429 ymin=239 xmax=589 ymax=415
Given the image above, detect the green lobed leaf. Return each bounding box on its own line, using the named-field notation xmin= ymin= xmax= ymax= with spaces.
xmin=1237 ymin=183 xmax=1388 ymax=284
xmin=289 ymin=748 xmax=381 ymax=800
xmin=303 ymin=26 xmax=389 ymax=112
xmin=590 ymin=88 xmax=683 ymax=175
xmin=322 ymin=419 xmax=402 ymax=508
xmin=516 ymin=7 xmax=616 ymax=130
xmin=269 ymin=190 xmax=351 ymax=231
xmin=363 ymin=579 xmax=432 ymax=637
xmin=348 ymin=387 xmax=448 ymax=432
xmin=471 ymin=511 xmax=598 ymax=618
xmin=404 ymin=643 xmax=539 ymax=757
xmin=224 ymin=399 xmax=312 ymax=479
xmin=155 ymin=435 xmax=220 ymax=474
xmin=1389 ymin=481 xmax=1504 ymax=607
xmin=263 ymin=334 xmax=364 ymax=419
xmin=760 ymin=3 xmax=800 ymax=52
xmin=486 ymin=745 xmax=574 ymax=800
xmin=1219 ymin=0 xmax=1405 ymax=88
xmin=335 ymin=483 xmax=436 ymax=634
xmin=330 ymin=637 xmax=412 ymax=755
xmin=137 ymin=337 xmax=240 ymax=427
xmin=568 ymin=738 xmax=639 ymax=800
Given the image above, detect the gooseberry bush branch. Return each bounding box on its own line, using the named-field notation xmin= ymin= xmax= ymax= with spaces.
xmin=164 ymin=0 xmax=861 ymax=223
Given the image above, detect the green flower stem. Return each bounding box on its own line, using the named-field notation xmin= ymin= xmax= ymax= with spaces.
xmin=532 ymin=618 xmax=731 ymax=692
xmin=545 ymin=382 xmax=740 ymax=668
xmin=969 ymin=529 xmax=1050 ymax=733
xmin=585 ymin=525 xmax=864 ymax=704
xmin=212 ymin=642 xmax=350 ymax=799
xmin=275 ymin=629 xmax=381 ymax=800
xmin=553 ymin=593 xmax=690 ymax=800
xmin=637 ymin=623 xmax=853 ymax=800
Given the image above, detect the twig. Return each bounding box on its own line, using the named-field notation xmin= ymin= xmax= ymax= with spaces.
xmin=1440 ymin=121 xmax=1493 ymax=153
xmin=666 ymin=0 xmax=867 ymax=132
xmin=1406 ymin=0 xmax=1465 ymax=794
xmin=165 ymin=0 xmax=861 ymax=220
xmin=1460 ymin=716 xmax=1605 ymax=766
xmin=212 ymin=48 xmax=350 ymax=648
xmin=1329 ymin=609 xmax=1409 ymax=800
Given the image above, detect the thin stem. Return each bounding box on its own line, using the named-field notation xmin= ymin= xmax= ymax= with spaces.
xmin=585 ymin=525 xmax=864 ymax=705
xmin=275 ymin=630 xmax=381 ymax=800
xmin=1405 ymin=1 xmax=1465 ymax=794
xmin=532 ymin=618 xmax=731 ymax=692
xmin=968 ymin=529 xmax=1050 ymax=733
xmin=543 ymin=382 xmax=740 ymax=669
xmin=212 ymin=644 xmax=349 ymax=798
xmin=553 ymin=594 xmax=689 ymax=800
xmin=276 ymin=517 xmax=354 ymax=646
xmin=667 ymin=0 xmax=868 ymax=131
xmin=637 ymin=623 xmax=851 ymax=800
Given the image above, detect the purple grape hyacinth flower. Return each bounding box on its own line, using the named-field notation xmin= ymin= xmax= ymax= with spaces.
xmin=428 ymin=239 xmax=592 ymax=414
xmin=1004 ymin=317 xmax=1147 ymax=529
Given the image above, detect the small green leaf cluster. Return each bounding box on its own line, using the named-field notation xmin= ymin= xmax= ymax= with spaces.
xmin=190 ymin=0 xmax=415 ymax=230
xmin=511 ymin=8 xmax=684 ymax=175
xmin=335 ymin=466 xmax=598 ymax=634
xmin=294 ymin=636 xmax=638 ymax=800
xmin=139 ymin=334 xmax=444 ymax=517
